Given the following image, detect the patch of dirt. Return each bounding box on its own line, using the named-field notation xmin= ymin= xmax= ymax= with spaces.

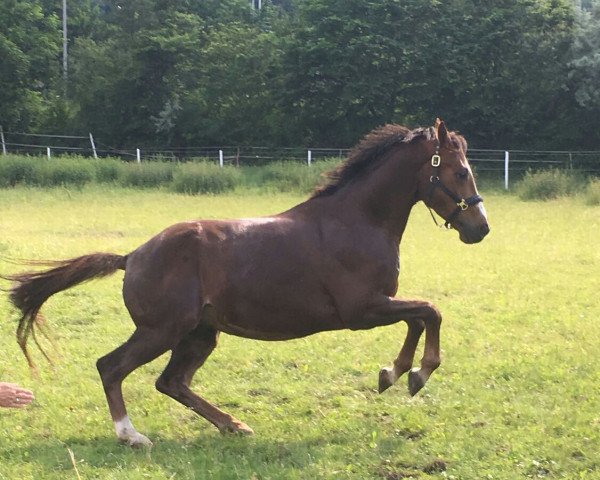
xmin=422 ymin=459 xmax=447 ymax=474
xmin=377 ymin=461 xmax=420 ymax=479
xmin=395 ymin=428 xmax=426 ymax=441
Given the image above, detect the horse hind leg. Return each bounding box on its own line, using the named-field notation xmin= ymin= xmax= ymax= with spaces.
xmin=378 ymin=319 xmax=425 ymax=393
xmin=96 ymin=327 xmax=175 ymax=447
xmin=155 ymin=316 xmax=254 ymax=435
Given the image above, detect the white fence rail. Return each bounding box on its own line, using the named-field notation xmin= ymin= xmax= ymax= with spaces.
xmin=1 ymin=128 xmax=599 ymax=189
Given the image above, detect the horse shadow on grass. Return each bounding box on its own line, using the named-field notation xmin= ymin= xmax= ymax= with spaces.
xmin=13 ymin=428 xmax=429 ymax=478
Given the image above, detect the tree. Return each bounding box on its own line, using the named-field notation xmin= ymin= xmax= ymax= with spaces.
xmin=278 ymin=0 xmax=579 ymax=148
xmin=69 ymin=0 xmax=205 ymax=145
xmin=176 ymin=13 xmax=284 ymax=146
xmin=278 ymin=0 xmax=413 ymax=146
xmin=0 ymin=1 xmax=60 ymax=130
xmin=67 ymin=0 xmax=270 ymax=146
xmin=403 ymin=0 xmax=577 ymax=148
xmin=569 ymin=1 xmax=600 ymax=110
xmin=0 ymin=0 xmax=592 ymax=150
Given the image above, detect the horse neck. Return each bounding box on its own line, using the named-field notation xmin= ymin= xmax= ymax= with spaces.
xmin=319 ymin=144 xmax=427 ymax=241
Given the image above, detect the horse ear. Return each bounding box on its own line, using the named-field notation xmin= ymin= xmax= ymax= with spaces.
xmin=435 ymin=118 xmax=449 ymax=146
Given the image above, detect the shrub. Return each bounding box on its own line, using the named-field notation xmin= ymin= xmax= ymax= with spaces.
xmin=94 ymin=158 xmax=124 ymax=183
xmin=254 ymin=159 xmax=340 ymax=193
xmin=172 ymin=162 xmax=242 ymax=194
xmin=36 ymin=158 xmax=95 ymax=187
xmin=0 ymin=155 xmax=39 ymax=187
xmin=585 ymin=178 xmax=600 ymax=206
xmin=119 ymin=162 xmax=175 ymax=188
xmin=516 ymin=169 xmax=581 ymax=201
xmin=0 ymin=154 xmax=343 ymax=194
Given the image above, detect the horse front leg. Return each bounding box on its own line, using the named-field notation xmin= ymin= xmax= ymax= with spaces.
xmin=378 ymin=319 xmax=424 ymax=393
xmin=363 ymin=297 xmax=442 ymax=396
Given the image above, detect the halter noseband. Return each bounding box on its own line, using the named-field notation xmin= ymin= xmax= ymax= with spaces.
xmin=426 ymin=144 xmax=483 ymax=229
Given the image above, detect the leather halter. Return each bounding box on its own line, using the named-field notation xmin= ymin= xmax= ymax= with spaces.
xmin=426 ymin=145 xmax=483 ymax=229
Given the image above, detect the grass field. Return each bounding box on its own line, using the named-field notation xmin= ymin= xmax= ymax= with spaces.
xmin=0 ymin=185 xmax=599 ymax=479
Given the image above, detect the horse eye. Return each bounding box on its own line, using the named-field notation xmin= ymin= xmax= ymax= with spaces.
xmin=455 ymin=169 xmax=469 ymax=180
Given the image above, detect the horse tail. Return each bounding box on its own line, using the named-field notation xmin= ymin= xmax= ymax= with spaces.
xmin=2 ymin=253 xmax=127 ymax=371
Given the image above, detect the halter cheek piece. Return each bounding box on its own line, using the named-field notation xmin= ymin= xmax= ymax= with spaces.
xmin=426 ymin=145 xmax=484 ymax=229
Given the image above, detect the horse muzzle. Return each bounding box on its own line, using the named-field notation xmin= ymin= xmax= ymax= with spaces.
xmin=458 ymin=220 xmax=490 ymax=244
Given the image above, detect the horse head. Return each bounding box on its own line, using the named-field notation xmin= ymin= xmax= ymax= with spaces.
xmin=416 ymin=119 xmax=490 ymax=244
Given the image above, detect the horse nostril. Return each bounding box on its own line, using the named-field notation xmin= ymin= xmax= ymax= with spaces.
xmin=480 ymin=223 xmax=490 ymax=236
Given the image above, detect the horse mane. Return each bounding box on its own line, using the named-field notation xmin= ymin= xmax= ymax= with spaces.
xmin=311 ymin=124 xmax=437 ymax=198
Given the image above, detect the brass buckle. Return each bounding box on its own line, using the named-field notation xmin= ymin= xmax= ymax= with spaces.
xmin=457 ymin=199 xmax=468 ymax=210
xmin=431 ymin=155 xmax=441 ymax=167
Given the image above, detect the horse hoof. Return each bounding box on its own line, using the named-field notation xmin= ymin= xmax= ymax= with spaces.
xmin=408 ymin=369 xmax=425 ymax=397
xmin=220 ymin=421 xmax=254 ymax=436
xmin=234 ymin=423 xmax=254 ymax=436
xmin=122 ymin=433 xmax=153 ymax=449
xmin=378 ymin=367 xmax=394 ymax=393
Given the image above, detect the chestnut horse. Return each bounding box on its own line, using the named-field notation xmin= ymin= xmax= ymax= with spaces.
xmin=4 ymin=120 xmax=489 ymax=447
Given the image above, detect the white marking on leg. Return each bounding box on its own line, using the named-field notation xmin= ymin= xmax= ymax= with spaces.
xmin=114 ymin=415 xmax=136 ymax=438
xmin=114 ymin=416 xmax=152 ymax=447
xmin=382 ymin=366 xmax=399 ymax=384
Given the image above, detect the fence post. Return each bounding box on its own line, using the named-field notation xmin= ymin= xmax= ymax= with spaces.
xmin=307 ymin=149 xmax=312 ymax=166
xmin=504 ymin=150 xmax=510 ymax=190
xmin=89 ymin=133 xmax=98 ymax=159
xmin=136 ymin=148 xmax=141 ymax=163
xmin=568 ymin=152 xmax=573 ymax=170
xmin=219 ymin=149 xmax=224 ymax=168
xmin=0 ymin=126 xmax=6 ymax=155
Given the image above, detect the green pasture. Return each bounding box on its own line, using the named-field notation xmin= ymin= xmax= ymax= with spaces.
xmin=0 ymin=186 xmax=598 ymax=479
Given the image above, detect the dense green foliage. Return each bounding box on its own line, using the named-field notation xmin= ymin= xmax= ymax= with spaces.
xmin=1 ymin=0 xmax=600 ymax=150
xmin=250 ymin=160 xmax=336 ymax=192
xmin=569 ymin=2 xmax=600 ymax=111
xmin=0 ymin=154 xmax=342 ymax=193
xmin=515 ymin=169 xmax=584 ymax=200
xmin=0 ymin=1 xmax=60 ymax=129
xmin=585 ymin=178 xmax=600 ymax=204
xmin=4 ymin=154 xmax=600 ymax=199
xmin=172 ymin=162 xmax=242 ymax=194
xmin=0 ymin=188 xmax=599 ymax=479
